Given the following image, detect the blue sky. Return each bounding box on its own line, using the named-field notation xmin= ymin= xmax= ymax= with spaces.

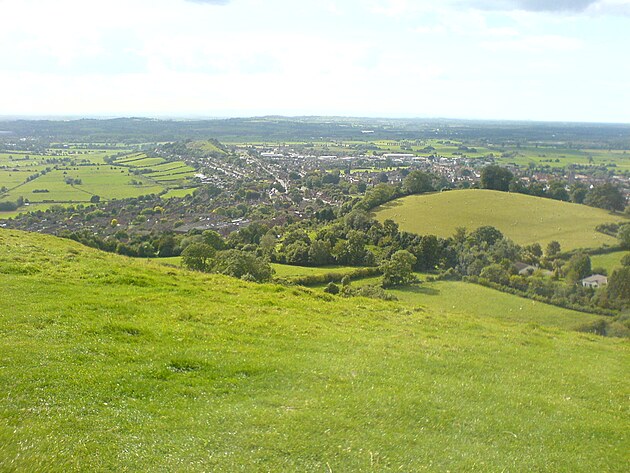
xmin=1 ymin=0 xmax=629 ymax=122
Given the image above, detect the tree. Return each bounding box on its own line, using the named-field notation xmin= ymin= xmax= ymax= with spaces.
xmin=584 ymin=183 xmax=625 ymax=211
xmin=545 ymin=240 xmax=561 ymax=258
xmin=480 ymin=263 xmax=510 ymax=286
xmin=547 ymin=181 xmax=569 ymax=201
xmin=403 ymin=170 xmax=434 ymax=194
xmin=157 ymin=234 xmax=177 ymax=257
xmin=284 ymin=241 xmax=310 ymax=266
xmin=90 ymin=195 xmax=101 ymax=203
xmin=617 ymin=224 xmax=630 ymax=249
xmin=308 ymin=240 xmax=333 ymax=266
xmin=213 ymin=249 xmax=273 ymax=282
xmin=381 ymin=250 xmax=417 ymax=287
xmin=480 ymin=165 xmax=513 ymax=192
xmin=569 ymin=182 xmax=589 ymax=204
xmin=324 ymin=282 xmax=340 ymax=295
xmin=565 ymin=253 xmax=591 ymax=284
xmin=201 ymin=230 xmax=225 ymax=251
xmin=182 ymin=243 xmax=215 ymax=272
xmin=468 ymin=226 xmax=504 ymax=246
xmin=606 ymin=267 xmax=630 ymax=304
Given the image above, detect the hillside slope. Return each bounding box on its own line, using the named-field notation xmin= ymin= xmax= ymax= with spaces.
xmin=374 ymin=189 xmax=627 ymax=250
xmin=0 ymin=229 xmax=628 ymax=472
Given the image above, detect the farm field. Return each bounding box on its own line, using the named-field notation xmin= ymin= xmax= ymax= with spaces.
xmin=374 ymin=189 xmax=628 ymax=250
xmin=591 ymin=251 xmax=629 ymax=275
xmin=0 ymin=228 xmax=628 ymax=472
xmin=234 ymin=138 xmax=629 ymax=170
xmin=0 ymin=149 xmax=198 ymax=217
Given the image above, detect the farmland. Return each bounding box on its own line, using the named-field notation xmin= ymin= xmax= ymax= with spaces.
xmin=1 ymin=228 xmax=628 ymax=471
xmin=0 ymin=148 xmax=198 ymax=217
xmin=374 ymin=189 xmax=628 ymax=250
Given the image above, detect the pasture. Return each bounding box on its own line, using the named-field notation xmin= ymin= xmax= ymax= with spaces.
xmin=374 ymin=189 xmax=628 ymax=250
xmin=591 ymin=251 xmax=629 ymax=275
xmin=0 ymin=228 xmax=628 ymax=471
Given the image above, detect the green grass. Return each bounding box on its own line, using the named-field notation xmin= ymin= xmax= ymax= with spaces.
xmin=0 ymin=229 xmax=628 ymax=471
xmin=351 ymin=275 xmax=603 ymax=331
xmin=374 ymin=189 xmax=628 ymax=251
xmin=591 ymin=251 xmax=629 ymax=274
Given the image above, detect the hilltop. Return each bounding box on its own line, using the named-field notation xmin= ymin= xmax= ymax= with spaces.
xmin=374 ymin=189 xmax=627 ymax=250
xmin=0 ymin=229 xmax=628 ymax=471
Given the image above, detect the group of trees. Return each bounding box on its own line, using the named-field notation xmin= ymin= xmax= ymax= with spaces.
xmin=480 ymin=164 xmax=627 ymax=211
xmin=182 ymin=243 xmax=273 ymax=282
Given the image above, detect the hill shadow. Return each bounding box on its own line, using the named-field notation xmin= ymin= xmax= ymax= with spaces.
xmin=398 ymin=285 xmax=440 ymax=296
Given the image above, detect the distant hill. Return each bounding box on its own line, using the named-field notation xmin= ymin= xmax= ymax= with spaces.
xmin=0 ymin=229 xmax=628 ymax=471
xmin=374 ymin=189 xmax=628 ymax=250
xmin=1 ymin=117 xmax=630 ymax=146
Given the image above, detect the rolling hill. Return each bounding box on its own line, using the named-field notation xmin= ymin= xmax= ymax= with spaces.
xmin=373 ymin=189 xmax=627 ymax=251
xmin=0 ymin=229 xmax=628 ymax=471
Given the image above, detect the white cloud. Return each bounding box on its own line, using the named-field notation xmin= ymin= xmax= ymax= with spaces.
xmin=482 ymin=34 xmax=583 ymax=52
xmin=0 ymin=0 xmax=627 ymax=121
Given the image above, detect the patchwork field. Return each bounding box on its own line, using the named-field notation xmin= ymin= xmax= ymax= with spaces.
xmin=0 ymin=149 xmax=198 ymax=217
xmin=0 ymin=229 xmax=628 ymax=471
xmin=374 ymin=189 xmax=628 ymax=250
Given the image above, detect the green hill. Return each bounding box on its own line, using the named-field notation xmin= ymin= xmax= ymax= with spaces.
xmin=374 ymin=189 xmax=627 ymax=250
xmin=0 ymin=229 xmax=628 ymax=471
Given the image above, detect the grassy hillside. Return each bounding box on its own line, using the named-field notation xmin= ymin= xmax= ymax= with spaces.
xmin=0 ymin=229 xmax=628 ymax=472
xmin=374 ymin=189 xmax=627 ymax=250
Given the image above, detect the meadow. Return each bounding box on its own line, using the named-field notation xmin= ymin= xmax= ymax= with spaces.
xmin=374 ymin=189 xmax=628 ymax=250
xmin=1 ymin=229 xmax=628 ymax=471
xmin=591 ymin=251 xmax=629 ymax=275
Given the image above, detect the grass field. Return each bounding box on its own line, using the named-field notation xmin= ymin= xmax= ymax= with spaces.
xmin=591 ymin=251 xmax=629 ymax=274
xmin=1 ymin=229 xmax=628 ymax=471
xmin=374 ymin=189 xmax=628 ymax=250
xmin=351 ymin=275 xmax=603 ymax=332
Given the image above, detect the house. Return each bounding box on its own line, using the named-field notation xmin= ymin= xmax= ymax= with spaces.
xmin=514 ymin=262 xmax=537 ymax=276
xmin=581 ymin=274 xmax=608 ymax=288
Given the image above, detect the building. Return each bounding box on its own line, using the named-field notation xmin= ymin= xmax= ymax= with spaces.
xmin=581 ymin=274 xmax=608 ymax=288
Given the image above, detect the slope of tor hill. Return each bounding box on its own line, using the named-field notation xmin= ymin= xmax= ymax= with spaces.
xmin=0 ymin=229 xmax=628 ymax=472
xmin=374 ymin=189 xmax=627 ymax=250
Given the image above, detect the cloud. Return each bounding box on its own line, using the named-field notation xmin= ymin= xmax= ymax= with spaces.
xmin=456 ymin=0 xmax=598 ymax=13
xmin=185 ymin=0 xmax=230 ymax=4
xmin=586 ymin=0 xmax=630 ymax=15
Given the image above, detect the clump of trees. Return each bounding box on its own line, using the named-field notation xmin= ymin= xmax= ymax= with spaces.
xmin=182 ymin=243 xmax=273 ymax=282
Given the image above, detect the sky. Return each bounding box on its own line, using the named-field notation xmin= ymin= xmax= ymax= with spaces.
xmin=0 ymin=0 xmax=629 ymax=122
